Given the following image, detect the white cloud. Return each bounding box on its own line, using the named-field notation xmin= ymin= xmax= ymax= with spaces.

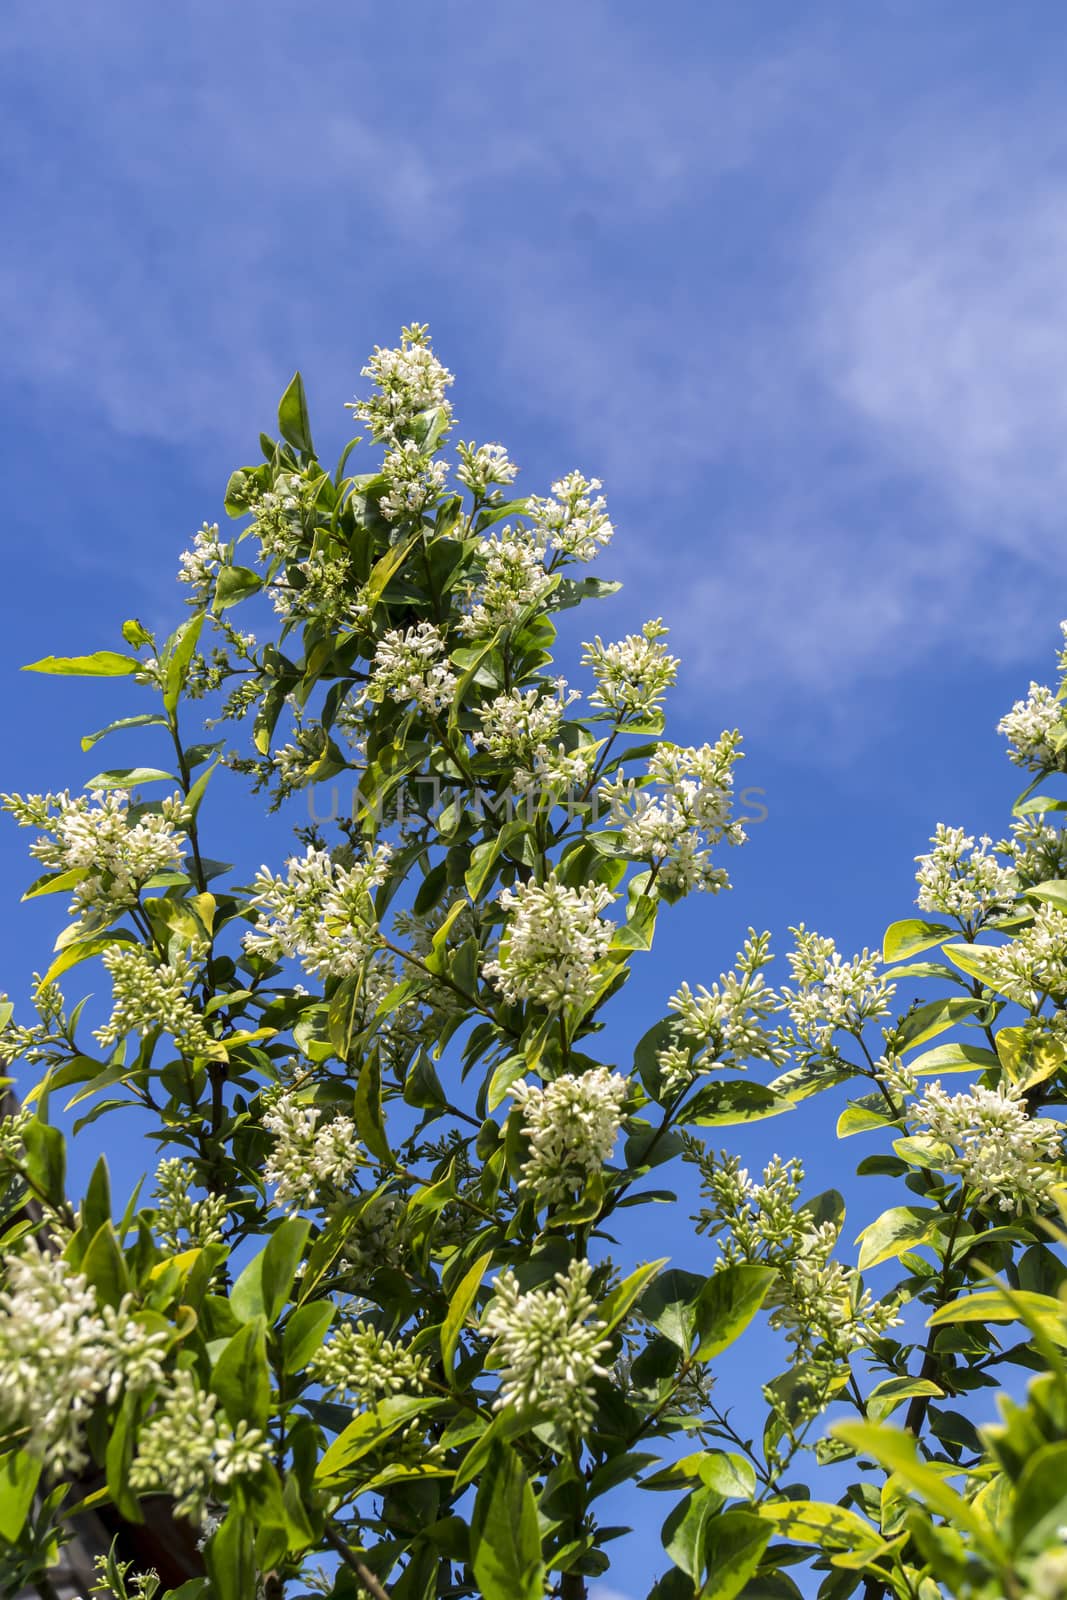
xmin=589 ymin=1587 xmax=636 ymax=1600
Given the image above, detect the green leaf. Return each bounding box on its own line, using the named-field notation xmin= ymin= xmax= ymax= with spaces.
xmin=214 ymin=564 xmax=263 ymax=611
xmin=640 ymin=1268 xmax=706 ymax=1352
xmin=261 ymin=1217 xmax=310 ymax=1323
xmin=163 ymin=612 xmax=205 ymax=714
xmin=685 ymin=1080 xmax=794 ymax=1126
xmin=81 ymin=1221 xmax=130 ymax=1307
xmin=756 ymin=1499 xmax=882 ymax=1551
xmin=699 ymin=1510 xmax=773 ymax=1600
xmin=316 ymin=1397 xmax=442 ymax=1485
xmin=281 ymin=1301 xmax=335 ymax=1375
xmin=23 ymin=1117 xmax=65 ymax=1206
xmin=205 ymin=1507 xmax=257 ymax=1600
xmin=1013 ymin=1441 xmax=1067 ymax=1554
xmin=23 ymin=650 xmax=141 ymax=677
xmin=0 ymin=1449 xmax=42 ymax=1540
xmin=907 ymin=1042 xmax=1000 ymax=1077
xmin=662 ymin=1485 xmax=719 ymax=1581
xmin=81 ymin=712 xmax=169 ymax=752
xmin=354 ymin=1051 xmax=391 ymax=1162
xmin=42 ymin=929 xmax=133 ymax=987
xmin=84 ymin=766 xmax=177 ymax=790
xmin=105 ymin=1391 xmax=143 ymax=1523
xmin=470 ymin=1442 xmax=545 ymax=1600
xmin=856 ymin=1205 xmax=940 ymax=1271
xmin=1024 ymin=879 xmax=1067 ymax=914
xmin=278 ymin=371 xmax=314 ymax=454
xmin=599 ymin=1258 xmax=669 ymax=1334
xmin=882 ymin=919 xmax=954 ymax=962
xmin=692 ymin=1263 xmax=776 ymax=1360
xmin=212 ymin=1318 xmax=270 ymax=1429
xmin=442 ymin=1250 xmax=493 ymax=1376
xmin=894 ymin=997 xmax=986 ymax=1051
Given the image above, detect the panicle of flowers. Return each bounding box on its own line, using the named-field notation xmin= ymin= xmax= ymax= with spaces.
xmin=482 ymin=1259 xmax=612 ymax=1433
xmin=910 ymin=1079 xmax=1063 ymax=1214
xmin=691 ymin=1150 xmax=900 ymax=1363
xmin=999 ymin=680 xmax=1065 ymax=771
xmin=601 ymin=733 xmax=745 ymax=895
xmin=472 ymin=681 xmax=579 ymax=762
xmin=369 ymin=622 xmax=457 ymax=714
xmin=915 ymin=823 xmax=1017 ymax=923
xmin=456 ymin=440 xmax=519 ymax=498
xmin=177 ymin=521 xmax=224 ymax=592
xmin=458 ymin=529 xmax=554 ymax=639
xmin=0 ymin=1239 xmax=166 ymax=1475
xmin=309 ymin=1320 xmax=429 ymax=1406
xmin=244 ymin=844 xmax=391 ymax=981
xmin=247 ymin=470 xmax=307 ymax=562
xmin=94 ymin=946 xmax=211 ymax=1056
xmin=510 ymin=1066 xmax=629 ymax=1206
xmin=349 ymin=323 xmax=454 ymax=444
xmin=0 ymin=1100 xmax=30 ymax=1175
xmin=781 ymin=926 xmax=895 ymax=1055
xmin=262 ymin=1087 xmax=362 ymax=1211
xmin=342 ymin=1189 xmax=410 ymax=1282
xmin=129 ymin=1368 xmax=270 ymax=1524
xmin=2 ymin=790 xmax=187 ymax=922
xmin=662 ymin=931 xmax=785 ymax=1096
xmin=998 ymin=815 xmax=1067 ymax=888
xmin=527 ymin=471 xmax=614 ymax=563
xmin=583 ymin=619 xmax=679 ymax=721
xmin=152 ymin=1158 xmax=228 ymax=1253
xmin=484 ymin=875 xmax=615 ymax=1010
xmin=270 ymin=543 xmax=359 ymax=630
xmin=380 ymin=439 xmax=450 ymax=522
xmin=983 ymin=903 xmax=1067 ymax=1007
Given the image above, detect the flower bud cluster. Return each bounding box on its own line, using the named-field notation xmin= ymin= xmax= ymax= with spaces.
xmin=510 ymin=1066 xmax=629 ymax=1206
xmin=245 ymin=844 xmax=391 ymax=981
xmin=94 ymin=945 xmax=211 ymax=1055
xmin=153 ymin=1158 xmax=228 ymax=1252
xmin=458 ymin=529 xmax=555 ymax=639
xmin=369 ymin=623 xmax=458 ymax=714
xmin=909 ymin=1079 xmax=1063 ymax=1214
xmin=128 ymin=1368 xmax=270 ymax=1523
xmin=662 ymin=931 xmax=785 ymax=1096
xmin=262 ymin=1088 xmax=362 ymax=1211
xmin=602 ymin=733 xmax=745 ymax=895
xmin=527 ymin=471 xmax=614 ymax=563
xmin=380 ymin=439 xmax=449 ymax=522
xmin=482 ymin=1259 xmax=612 ymax=1433
xmin=472 ymin=682 xmax=579 ymax=763
xmin=310 ymin=1320 xmax=429 ymax=1406
xmin=582 ymin=619 xmax=679 ymax=720
xmin=177 ymin=521 xmax=225 ymax=592
xmin=984 ymin=904 xmax=1067 ymax=1007
xmin=348 ymin=323 xmax=454 ymax=443
xmin=781 ymin=926 xmax=895 ymax=1054
xmin=484 ymin=875 xmax=615 ymax=1010
xmin=999 ymin=680 xmax=1065 ymax=771
xmin=456 ymin=440 xmax=518 ymax=497
xmin=915 ymin=823 xmax=1018 ymax=922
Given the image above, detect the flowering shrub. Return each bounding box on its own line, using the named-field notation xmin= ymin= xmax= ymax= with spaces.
xmin=1 ymin=326 xmax=1066 ymax=1600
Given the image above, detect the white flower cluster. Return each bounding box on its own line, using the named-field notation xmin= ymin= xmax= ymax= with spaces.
xmin=456 ymin=440 xmax=519 ymax=498
xmin=153 ymin=1158 xmax=228 ymax=1253
xmin=984 ymin=904 xmax=1067 ymax=1006
xmin=310 ymin=1320 xmax=428 ymax=1406
xmin=249 ymin=470 xmax=306 ymax=561
xmin=369 ymin=623 xmax=458 ymax=714
xmin=349 ymin=323 xmax=454 ymax=443
xmin=782 ymin=927 xmax=896 ymax=1053
xmin=129 ymin=1368 xmax=270 ymax=1523
xmin=582 ymin=619 xmax=679 ymax=720
xmin=696 ymin=1154 xmax=900 ymax=1362
xmin=262 ymin=1087 xmax=362 ymax=1211
xmin=514 ymin=741 xmax=596 ymax=802
xmin=1000 ymin=815 xmax=1067 ymax=888
xmin=244 ymin=844 xmax=391 ymax=981
xmin=0 ymin=1239 xmax=166 ymax=1474
xmin=662 ymin=931 xmax=785 ymax=1096
xmin=484 ymin=876 xmax=615 ymax=1010
xmin=999 ymin=680 xmax=1065 ymax=771
xmin=472 ymin=682 xmax=579 ymax=762
xmin=380 ymin=439 xmax=450 ymax=522
xmin=482 ymin=1259 xmax=611 ymax=1433
xmin=602 ymin=734 xmax=744 ymax=895
xmin=458 ymin=529 xmax=554 ymax=639
xmin=915 ymin=824 xmax=1018 ymax=922
xmin=2 ymin=790 xmax=187 ymax=921
xmin=177 ymin=521 xmax=225 ymax=590
xmin=527 ymin=471 xmax=614 ymax=563
xmin=342 ymin=1189 xmax=410 ymax=1281
xmin=510 ymin=1067 xmax=629 ymax=1206
xmin=910 ymin=1080 xmax=1063 ymax=1214
xmin=94 ymin=946 xmax=210 ymax=1055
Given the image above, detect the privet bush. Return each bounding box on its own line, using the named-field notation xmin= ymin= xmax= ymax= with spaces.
xmin=1 ymin=326 xmax=1066 ymax=1600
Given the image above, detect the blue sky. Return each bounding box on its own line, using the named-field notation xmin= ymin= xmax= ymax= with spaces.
xmin=3 ymin=2 xmax=1067 ymax=1594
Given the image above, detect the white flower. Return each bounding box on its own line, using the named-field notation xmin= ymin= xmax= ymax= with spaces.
xmin=910 ymin=1080 xmax=1063 ymax=1213
xmin=528 ymin=471 xmax=613 ymax=562
xmin=349 ymin=323 xmax=454 ymax=443
xmin=262 ymin=1088 xmax=362 ymax=1211
xmin=2 ymin=790 xmax=187 ymax=921
xmin=582 ymin=619 xmax=679 ymax=720
xmin=458 ymin=529 xmax=554 ymax=638
xmin=249 ymin=471 xmax=306 ymax=561
xmin=472 ymin=682 xmax=579 ymax=761
xmin=244 ymin=844 xmax=391 ymax=981
xmin=380 ymin=439 xmax=449 ymax=521
xmin=129 ymin=1369 xmax=270 ymax=1523
xmin=984 ymin=903 xmax=1067 ymax=1006
xmin=0 ymin=1240 xmax=166 ymax=1475
xmin=915 ymin=824 xmax=1017 ymax=921
xmin=663 ymin=931 xmax=785 ymax=1094
xmin=781 ymin=927 xmax=895 ymax=1052
xmin=999 ymin=680 xmax=1065 ymax=770
xmin=482 ymin=1259 xmax=612 ymax=1432
xmin=178 ymin=522 xmax=224 ymax=589
xmin=510 ymin=1067 xmax=629 ymax=1206
xmin=310 ymin=1320 xmax=428 ymax=1405
xmin=456 ymin=440 xmax=519 ymax=497
xmin=369 ymin=623 xmax=457 ymax=714
xmin=94 ymin=946 xmax=211 ymax=1056
xmin=1000 ymin=815 xmax=1067 ymax=888
xmin=484 ymin=876 xmax=615 ymax=1010
xmin=153 ymin=1158 xmax=228 ymax=1252
xmin=601 ymin=734 xmax=745 ymax=895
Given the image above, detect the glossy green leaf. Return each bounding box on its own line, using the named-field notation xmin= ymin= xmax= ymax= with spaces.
xmin=470 ymin=1442 xmax=545 ymax=1600
xmin=23 ymin=650 xmax=141 ymax=677
xmin=261 ymin=1216 xmax=310 ymax=1323
xmin=0 ymin=1449 xmax=42 ymax=1540
xmin=278 ymin=371 xmax=314 ymax=454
